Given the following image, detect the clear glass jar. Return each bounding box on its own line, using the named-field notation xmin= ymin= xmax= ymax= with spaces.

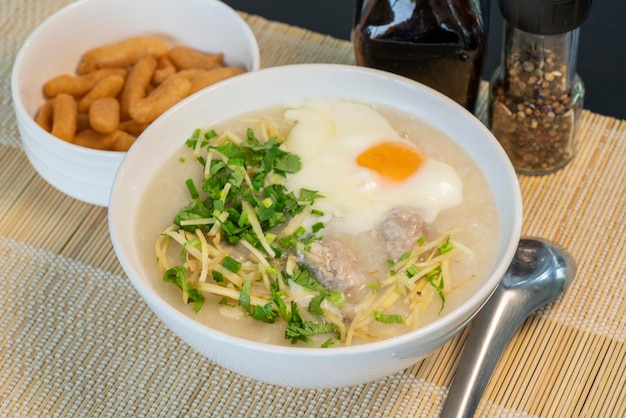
xmin=488 ymin=0 xmax=591 ymax=175
xmin=352 ymin=0 xmax=489 ymax=112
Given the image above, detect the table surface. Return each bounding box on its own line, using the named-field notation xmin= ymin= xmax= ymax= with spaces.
xmin=1 ymin=2 xmax=625 ymax=417
xmin=222 ymin=0 xmax=626 ymax=121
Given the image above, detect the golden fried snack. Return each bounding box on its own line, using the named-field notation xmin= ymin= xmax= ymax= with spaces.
xmin=43 ymin=68 xmax=127 ymax=97
xmin=129 ymin=76 xmax=191 ymax=124
xmin=119 ymin=119 xmax=150 ymax=136
xmin=120 ymin=56 xmax=158 ymax=120
xmin=51 ymin=93 xmax=77 ymax=142
xmin=77 ymin=36 xmax=168 ymax=74
xmin=145 ymin=83 xmax=155 ymax=96
xmin=37 ymin=36 xmax=245 ymax=151
xmin=74 ymin=129 xmax=135 ymax=151
xmin=73 ymin=129 xmax=117 ymax=150
xmin=109 ymin=130 xmax=137 ymax=152
xmin=152 ymin=55 xmax=177 ymax=85
xmin=36 ymin=99 xmax=54 ymax=132
xmin=168 ymin=46 xmax=224 ymax=70
xmin=77 ymin=74 xmax=125 ymax=113
xmin=89 ymin=97 xmax=120 ymax=134
xmin=76 ymin=113 xmax=91 ymax=132
xmin=189 ymin=67 xmax=245 ymax=95
xmin=173 ymin=68 xmax=207 ymax=81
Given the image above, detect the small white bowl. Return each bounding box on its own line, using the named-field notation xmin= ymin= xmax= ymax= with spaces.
xmin=109 ymin=64 xmax=523 ymax=389
xmin=11 ymin=0 xmax=259 ymax=207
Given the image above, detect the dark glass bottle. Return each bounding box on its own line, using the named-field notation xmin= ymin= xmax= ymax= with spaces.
xmin=352 ymin=0 xmax=489 ymax=112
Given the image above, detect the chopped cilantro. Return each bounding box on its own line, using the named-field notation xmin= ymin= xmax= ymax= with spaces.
xmin=250 ymin=302 xmax=277 ymax=323
xmin=285 ymin=301 xmax=336 ymax=344
xmin=176 ymin=131 xmax=322 ymax=254
xmin=271 ymin=292 xmax=288 ymax=320
xmin=288 ymin=265 xmax=329 ymax=296
xmin=298 ymin=188 xmax=323 ymax=202
xmin=163 ymin=266 xmax=205 ymax=313
xmin=308 ymin=294 xmax=325 ymax=316
xmin=273 ymin=152 xmax=302 ymax=174
xmin=174 ymin=200 xmax=212 ymax=232
xmin=205 ymin=129 xmax=218 ymax=139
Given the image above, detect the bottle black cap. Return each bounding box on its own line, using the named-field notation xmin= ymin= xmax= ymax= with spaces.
xmin=499 ymin=0 xmax=592 ymax=35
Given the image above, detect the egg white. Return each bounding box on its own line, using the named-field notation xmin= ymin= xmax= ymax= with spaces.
xmin=282 ymin=99 xmax=463 ymax=234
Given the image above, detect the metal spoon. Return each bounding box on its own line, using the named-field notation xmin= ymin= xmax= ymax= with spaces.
xmin=439 ymin=237 xmax=576 ymax=418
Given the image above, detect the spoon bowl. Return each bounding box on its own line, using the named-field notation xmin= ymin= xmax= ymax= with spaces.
xmin=503 ymin=237 xmax=575 ymax=307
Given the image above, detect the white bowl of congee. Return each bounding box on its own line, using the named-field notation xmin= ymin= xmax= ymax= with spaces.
xmin=109 ymin=64 xmax=523 ymax=389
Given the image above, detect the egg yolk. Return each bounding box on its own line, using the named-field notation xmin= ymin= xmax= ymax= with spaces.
xmin=356 ymin=141 xmax=423 ymax=181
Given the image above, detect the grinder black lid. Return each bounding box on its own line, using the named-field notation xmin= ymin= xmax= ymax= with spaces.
xmin=499 ymin=0 xmax=592 ymax=35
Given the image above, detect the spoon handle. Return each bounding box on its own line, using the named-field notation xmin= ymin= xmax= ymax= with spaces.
xmin=439 ymin=287 xmax=529 ymax=418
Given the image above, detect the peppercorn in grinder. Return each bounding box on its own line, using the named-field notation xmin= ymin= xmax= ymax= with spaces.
xmin=488 ymin=0 xmax=592 ymax=175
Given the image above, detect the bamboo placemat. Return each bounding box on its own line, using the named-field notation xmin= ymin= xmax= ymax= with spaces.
xmin=1 ymin=2 xmax=625 ymax=417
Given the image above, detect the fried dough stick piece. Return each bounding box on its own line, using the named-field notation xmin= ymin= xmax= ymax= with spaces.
xmin=78 ymin=36 xmax=168 ymax=73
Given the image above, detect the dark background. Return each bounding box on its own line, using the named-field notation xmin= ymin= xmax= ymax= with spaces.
xmin=222 ymin=1 xmax=625 ymax=120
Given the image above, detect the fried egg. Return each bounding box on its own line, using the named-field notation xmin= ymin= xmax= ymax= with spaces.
xmin=283 ymin=99 xmax=462 ymax=234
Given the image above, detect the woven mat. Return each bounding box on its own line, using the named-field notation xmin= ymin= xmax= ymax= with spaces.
xmin=1 ymin=2 xmax=625 ymax=417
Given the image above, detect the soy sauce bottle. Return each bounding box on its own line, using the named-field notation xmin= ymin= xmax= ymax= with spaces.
xmin=353 ymin=0 xmax=489 ymax=112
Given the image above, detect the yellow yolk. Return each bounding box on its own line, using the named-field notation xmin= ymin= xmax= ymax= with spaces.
xmin=356 ymin=141 xmax=423 ymax=181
